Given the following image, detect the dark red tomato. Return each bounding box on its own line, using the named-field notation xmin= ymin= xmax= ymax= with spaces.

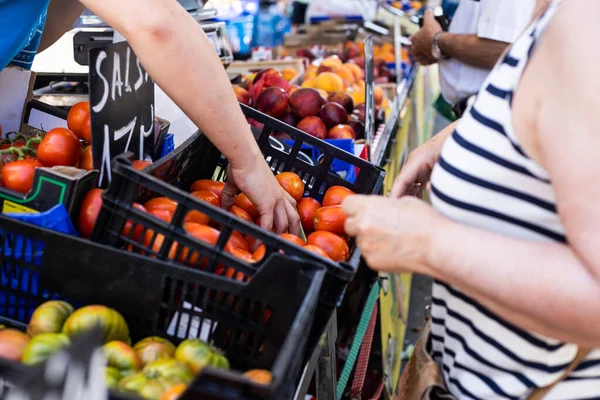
xmin=67 ymin=102 xmax=90 ymax=140
xmin=190 ymin=180 xmax=225 ymax=202
xmin=1 ymin=159 xmax=42 ymax=194
xmin=191 ymin=190 xmax=220 ymax=208
xmin=78 ymin=189 xmax=104 ymax=238
xmin=276 ymin=172 xmax=305 ymax=202
xmin=306 ymin=231 xmax=349 ymax=262
xmin=122 ymin=203 xmax=147 ymax=241
xmin=144 ymin=197 xmax=177 ymax=215
xmin=81 ymin=113 xmax=92 ymax=143
xmin=297 ymin=197 xmax=321 ymax=233
xmin=37 ymin=128 xmax=81 ymax=167
xmin=233 ymin=194 xmax=258 ymax=220
xmin=132 ymin=160 xmax=152 ymax=171
xmin=280 ymin=233 xmax=305 ymax=247
xmin=79 ymin=146 xmax=93 ymax=170
xmin=314 ymin=206 xmax=347 ymax=235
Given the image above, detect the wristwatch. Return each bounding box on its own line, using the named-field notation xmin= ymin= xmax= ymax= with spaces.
xmin=431 ymin=32 xmax=448 ymax=61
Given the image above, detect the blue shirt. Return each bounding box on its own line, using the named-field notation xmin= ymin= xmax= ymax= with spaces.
xmin=0 ymin=0 xmax=50 ymax=71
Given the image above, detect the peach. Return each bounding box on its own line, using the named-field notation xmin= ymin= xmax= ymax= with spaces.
xmin=301 ymin=79 xmax=317 ymax=89
xmin=281 ymin=67 xmax=298 ymax=81
xmin=253 ymin=68 xmax=281 ymax=84
xmin=322 ymin=56 xmax=344 ymax=70
xmin=353 ymin=103 xmax=366 ymax=123
xmin=297 ymin=116 xmax=327 ymax=139
xmin=233 ymin=86 xmax=250 ymax=105
xmin=374 ymin=86 xmax=385 ymax=106
xmin=304 ymin=65 xmax=318 ymax=80
xmin=327 ymin=92 xmax=354 ymax=114
xmin=327 ymin=124 xmax=356 ymax=139
xmin=317 ymin=64 xmax=337 ymax=75
xmin=287 ymin=85 xmax=301 ymax=96
xmin=346 ymin=63 xmax=364 ymax=81
xmin=335 ymin=66 xmax=356 ymax=85
xmin=315 ymin=72 xmax=345 ymax=93
xmin=348 ymin=116 xmax=365 ymax=140
xmin=289 ymin=88 xmax=326 ymax=118
xmin=351 ymin=89 xmax=365 ymax=106
xmin=319 ymin=102 xmax=348 ymax=129
xmin=316 ymin=89 xmax=329 ymax=100
xmin=256 ymin=87 xmax=288 ymax=118
xmin=280 ymin=112 xmax=300 ymax=128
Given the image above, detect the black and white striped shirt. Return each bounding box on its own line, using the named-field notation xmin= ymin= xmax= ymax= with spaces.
xmin=429 ymin=1 xmax=600 ymax=398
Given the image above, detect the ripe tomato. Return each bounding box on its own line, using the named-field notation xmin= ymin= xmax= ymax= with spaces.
xmin=306 ymin=231 xmax=349 ymax=262
xmin=132 ymin=160 xmax=152 ymax=171
xmin=185 ymin=210 xmax=210 ymax=226
xmin=233 ymin=194 xmax=258 ymax=220
xmin=323 ymin=186 xmax=355 ymax=207
xmin=148 ymin=207 xmax=173 ymax=223
xmin=227 ymin=231 xmax=250 ymax=252
xmin=37 ymin=128 xmax=81 ymax=167
xmin=276 ymin=172 xmax=304 ymax=202
xmin=297 ymin=197 xmax=321 ymax=233
xmin=182 ymin=223 xmax=233 ymax=267
xmin=1 ymin=159 xmax=42 ymax=194
xmin=190 ymin=180 xmax=225 ymax=202
xmin=67 ymin=102 xmax=90 ymax=140
xmin=230 ymin=206 xmax=253 ymax=224
xmin=314 ymin=206 xmax=347 ymax=235
xmin=81 ymin=113 xmax=92 ymax=143
xmin=79 ymin=146 xmax=93 ymax=170
xmin=122 ymin=203 xmax=147 ymax=241
xmin=280 ymin=233 xmax=305 ymax=247
xmin=191 ymin=190 xmax=220 ymax=207
xmin=79 ymin=188 xmax=104 ymax=238
xmin=215 ymin=263 xmax=246 ymax=281
xmin=304 ymin=244 xmax=331 ymax=259
xmin=253 ymin=245 xmax=266 ymax=261
xmin=144 ymin=197 xmax=177 ymax=215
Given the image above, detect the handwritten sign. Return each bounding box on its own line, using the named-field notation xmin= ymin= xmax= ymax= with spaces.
xmin=4 ymin=329 xmax=107 ymax=400
xmin=89 ymin=42 xmax=155 ymax=186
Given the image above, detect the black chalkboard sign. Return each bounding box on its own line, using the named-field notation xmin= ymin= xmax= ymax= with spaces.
xmin=3 ymin=329 xmax=107 ymax=400
xmin=89 ymin=42 xmax=155 ymax=187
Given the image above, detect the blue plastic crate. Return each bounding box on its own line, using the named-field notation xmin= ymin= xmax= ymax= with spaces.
xmin=284 ymin=139 xmax=357 ymax=183
xmin=160 ymin=133 xmax=176 ymax=158
xmin=0 ymin=205 xmax=78 ymax=321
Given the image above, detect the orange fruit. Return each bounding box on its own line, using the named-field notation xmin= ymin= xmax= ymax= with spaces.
xmin=315 ymin=72 xmax=345 ymax=93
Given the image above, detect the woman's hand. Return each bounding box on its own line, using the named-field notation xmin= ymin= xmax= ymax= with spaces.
xmin=343 ymin=195 xmax=443 ymax=274
xmin=221 ymin=155 xmax=301 ymax=236
xmin=390 ymin=119 xmax=459 ymax=198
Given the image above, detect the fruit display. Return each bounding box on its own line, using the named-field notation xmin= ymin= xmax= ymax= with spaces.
xmin=0 ymin=300 xmax=288 ymax=399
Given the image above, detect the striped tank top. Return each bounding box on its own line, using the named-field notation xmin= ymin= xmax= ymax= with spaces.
xmin=428 ymin=1 xmax=600 ymax=398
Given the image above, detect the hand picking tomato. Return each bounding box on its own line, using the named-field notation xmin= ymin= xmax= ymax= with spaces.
xmin=275 ymin=172 xmax=305 ymax=202
xmin=191 ymin=190 xmax=220 ymax=207
xmin=1 ymin=159 xmax=42 ymax=194
xmin=233 ymin=193 xmax=258 ymax=220
xmin=297 ymin=197 xmax=321 ymax=233
xmin=79 ymin=188 xmax=104 ymax=238
xmin=79 ymin=146 xmax=93 ymax=170
xmin=304 ymin=244 xmax=331 ymax=259
xmin=37 ymin=128 xmax=81 ymax=167
xmin=190 ymin=180 xmax=225 ymax=202
xmin=67 ymin=102 xmax=90 ymax=140
xmin=323 ymin=186 xmax=355 ymax=207
xmin=280 ymin=233 xmax=305 ymax=247
xmin=307 ymin=231 xmax=349 ymax=262
xmin=314 ymin=206 xmax=347 ymax=235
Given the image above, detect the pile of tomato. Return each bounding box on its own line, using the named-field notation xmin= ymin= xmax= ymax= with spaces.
xmin=79 ymin=169 xmax=355 ymax=275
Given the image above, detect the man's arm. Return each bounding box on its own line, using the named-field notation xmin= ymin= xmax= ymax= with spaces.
xmin=38 ymin=0 xmax=85 ymax=53
xmin=437 ymin=34 xmax=508 ymax=70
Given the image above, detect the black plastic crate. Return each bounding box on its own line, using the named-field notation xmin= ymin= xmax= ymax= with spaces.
xmin=0 ymin=215 xmax=324 ymax=399
xmin=92 ymin=105 xmax=385 ymax=355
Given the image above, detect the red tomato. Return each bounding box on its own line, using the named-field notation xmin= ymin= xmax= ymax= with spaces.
xmin=122 ymin=203 xmax=147 ymax=241
xmin=230 ymin=206 xmax=253 ymax=224
xmin=253 ymin=244 xmax=266 ymax=261
xmin=185 ymin=210 xmax=210 ymax=226
xmin=148 ymin=207 xmax=173 ymax=223
xmin=227 ymin=231 xmax=250 ymax=252
xmin=132 ymin=160 xmax=152 ymax=171
xmin=323 ymin=186 xmax=355 ymax=207
xmin=181 ymin=223 xmax=233 ymax=267
xmin=306 ymin=231 xmax=349 ymax=262
xmin=304 ymin=244 xmax=331 ymax=259
xmin=314 ymin=206 xmax=347 ymax=235
xmin=276 ymin=172 xmax=305 ymax=202
xmin=81 ymin=113 xmax=92 ymax=143
xmin=78 ymin=189 xmax=104 ymax=238
xmin=297 ymin=197 xmax=321 ymax=233
xmin=79 ymin=146 xmax=93 ymax=170
xmin=67 ymin=102 xmax=90 ymax=140
xmin=144 ymin=197 xmax=177 ymax=215
xmin=233 ymin=194 xmax=258 ymax=220
xmin=37 ymin=128 xmax=81 ymax=167
xmin=1 ymin=159 xmax=42 ymax=194
xmin=231 ymin=248 xmax=254 ymax=263
xmin=280 ymin=233 xmax=305 ymax=247
xmin=215 ymin=265 xmax=246 ymax=281
xmin=190 ymin=180 xmax=225 ymax=202
xmin=191 ymin=190 xmax=220 ymax=207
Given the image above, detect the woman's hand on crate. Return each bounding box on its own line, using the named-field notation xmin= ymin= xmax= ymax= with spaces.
xmin=221 ymin=162 xmax=301 ymax=236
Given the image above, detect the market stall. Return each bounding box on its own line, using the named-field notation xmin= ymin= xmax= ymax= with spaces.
xmin=0 ymin=0 xmax=437 ymax=399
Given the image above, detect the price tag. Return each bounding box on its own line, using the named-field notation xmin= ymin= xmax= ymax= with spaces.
xmin=89 ymin=42 xmax=155 ymax=187
xmin=5 ymin=329 xmax=107 ymax=400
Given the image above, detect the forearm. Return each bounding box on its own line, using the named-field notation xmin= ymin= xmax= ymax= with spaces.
xmin=438 ymin=33 xmax=509 ymax=70
xmin=39 ymin=0 xmax=85 ymax=53
xmin=426 ymin=218 xmax=600 ymax=347
xmin=81 ymin=0 xmax=261 ymax=167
